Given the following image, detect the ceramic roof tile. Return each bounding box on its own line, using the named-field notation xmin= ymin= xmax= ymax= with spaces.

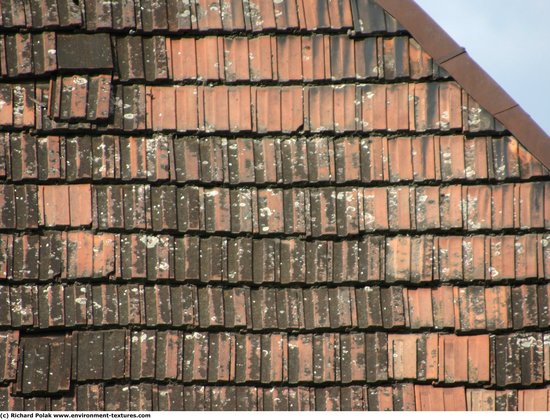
xmin=0 ymin=0 xmax=31 ymax=29
xmin=415 ymin=385 xmax=467 ymax=411
xmin=1 ymin=0 xmax=549 ymax=411
xmin=15 ymin=335 xmax=72 ymax=395
xmin=0 ymin=83 xmax=35 ymax=128
xmin=57 ymin=34 xmax=112 ymax=71
xmin=0 ymin=332 xmax=19 ymax=382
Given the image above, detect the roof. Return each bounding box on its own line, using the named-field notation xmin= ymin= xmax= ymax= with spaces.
xmin=376 ymin=0 xmax=550 ymax=169
xmin=0 ymin=0 xmax=549 ymax=412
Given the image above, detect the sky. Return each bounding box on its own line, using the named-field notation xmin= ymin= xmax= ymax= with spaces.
xmin=414 ymin=0 xmax=550 ymax=135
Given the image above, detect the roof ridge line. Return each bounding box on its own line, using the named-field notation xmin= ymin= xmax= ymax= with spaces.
xmin=374 ymin=0 xmax=550 ymax=170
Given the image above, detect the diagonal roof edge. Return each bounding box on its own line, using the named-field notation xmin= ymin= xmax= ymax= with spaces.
xmin=375 ymin=0 xmax=550 ymax=170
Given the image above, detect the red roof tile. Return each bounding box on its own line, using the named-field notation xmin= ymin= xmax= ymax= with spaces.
xmin=0 ymin=0 xmax=549 ymax=412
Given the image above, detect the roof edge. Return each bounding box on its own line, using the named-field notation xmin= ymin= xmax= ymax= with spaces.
xmin=374 ymin=0 xmax=550 ymax=170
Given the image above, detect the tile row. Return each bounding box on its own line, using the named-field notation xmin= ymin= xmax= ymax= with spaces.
xmin=1 ymin=233 xmax=549 ymax=282
xmin=0 ymin=81 xmax=505 ymax=133
xmin=6 ymin=383 xmax=549 ymax=411
xmin=3 ymin=181 xmax=548 ymax=234
xmin=2 ymin=134 xmax=545 ymax=184
xmin=116 ymin=34 xmax=445 ymax=83
xmin=0 ymin=0 xmax=396 ymax=34
xmin=122 ymin=82 xmax=498 ymax=134
xmin=4 ymin=330 xmax=549 ymax=391
xmin=1 ymin=32 xmax=443 ymax=82
xmin=6 ymin=181 xmax=546 ymax=234
xmin=2 ymin=282 xmax=550 ymax=332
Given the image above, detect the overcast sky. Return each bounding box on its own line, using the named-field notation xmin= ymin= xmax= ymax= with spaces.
xmin=414 ymin=0 xmax=550 ymax=135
